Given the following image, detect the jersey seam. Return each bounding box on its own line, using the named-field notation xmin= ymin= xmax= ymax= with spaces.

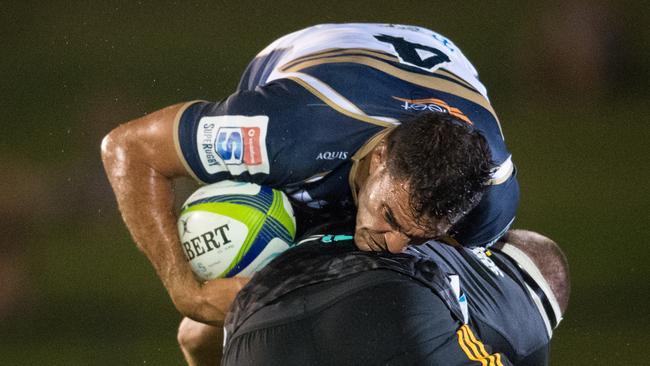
xmin=173 ymin=100 xmax=208 ymax=183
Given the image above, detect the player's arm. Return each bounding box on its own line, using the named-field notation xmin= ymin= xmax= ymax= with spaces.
xmin=101 ymin=102 xmax=248 ymax=325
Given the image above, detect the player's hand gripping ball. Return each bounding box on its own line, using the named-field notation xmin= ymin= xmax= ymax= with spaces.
xmin=178 ymin=180 xmax=296 ymax=280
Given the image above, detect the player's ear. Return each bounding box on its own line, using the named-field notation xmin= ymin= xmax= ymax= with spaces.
xmin=369 ymin=139 xmax=388 ymax=173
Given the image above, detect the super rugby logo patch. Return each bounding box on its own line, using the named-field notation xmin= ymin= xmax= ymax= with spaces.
xmin=197 ymin=115 xmax=270 ymax=176
xmin=215 ymin=127 xmax=262 ymax=165
xmin=215 ymin=127 xmax=243 ymax=164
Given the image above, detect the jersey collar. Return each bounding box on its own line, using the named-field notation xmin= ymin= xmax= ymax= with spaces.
xmin=348 ymin=127 xmax=395 ymax=205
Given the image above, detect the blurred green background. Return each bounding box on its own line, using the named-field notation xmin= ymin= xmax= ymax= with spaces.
xmin=1 ymin=1 xmax=648 ymax=364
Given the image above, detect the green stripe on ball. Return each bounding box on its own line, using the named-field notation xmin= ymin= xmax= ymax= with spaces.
xmin=268 ymin=189 xmax=296 ymax=239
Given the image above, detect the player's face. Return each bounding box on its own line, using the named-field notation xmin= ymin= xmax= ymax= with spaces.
xmin=355 ymin=146 xmax=447 ymax=253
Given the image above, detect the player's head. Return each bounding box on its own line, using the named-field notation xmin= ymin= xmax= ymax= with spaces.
xmin=497 ymin=230 xmax=571 ymax=315
xmin=355 ymin=112 xmax=493 ymax=253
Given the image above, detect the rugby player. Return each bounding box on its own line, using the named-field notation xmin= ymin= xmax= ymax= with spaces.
xmin=101 ymin=23 xmax=522 ymax=364
xmin=221 ymin=226 xmax=569 ymax=365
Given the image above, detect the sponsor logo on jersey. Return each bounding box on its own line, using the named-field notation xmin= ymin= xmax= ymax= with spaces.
xmin=196 ymin=115 xmax=270 ymax=176
xmin=243 ymin=127 xmax=262 ymax=165
xmin=316 ymin=151 xmax=348 ymax=160
xmin=392 ymin=96 xmax=473 ymax=125
xmin=470 ymin=247 xmax=504 ymax=277
xmin=380 ymin=23 xmax=424 ymax=33
xmin=431 ymin=33 xmax=456 ymax=52
xmin=321 ymin=234 xmax=354 ymax=243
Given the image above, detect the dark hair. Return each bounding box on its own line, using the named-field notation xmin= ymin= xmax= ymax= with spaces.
xmin=384 ymin=112 xmax=493 ymax=228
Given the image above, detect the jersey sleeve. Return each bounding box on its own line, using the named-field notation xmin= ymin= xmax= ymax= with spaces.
xmin=174 ymin=79 xmax=380 ymax=187
xmin=174 ymin=93 xmax=275 ymax=184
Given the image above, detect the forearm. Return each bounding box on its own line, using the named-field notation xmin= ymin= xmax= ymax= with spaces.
xmin=105 ymin=155 xmax=245 ymax=324
xmin=102 ymin=142 xmax=197 ymax=310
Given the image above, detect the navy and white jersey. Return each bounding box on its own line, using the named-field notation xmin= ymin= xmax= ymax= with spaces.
xmin=224 ymin=224 xmax=554 ymax=365
xmin=174 ymin=23 xmax=519 ymax=246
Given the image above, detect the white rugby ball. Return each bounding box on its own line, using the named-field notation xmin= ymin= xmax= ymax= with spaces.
xmin=177 ymin=180 xmax=296 ymax=280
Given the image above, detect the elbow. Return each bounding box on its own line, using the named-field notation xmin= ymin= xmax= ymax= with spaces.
xmin=101 ymin=126 xmax=127 ymax=170
xmin=172 ymin=294 xmax=199 ymax=319
xmin=173 ymin=295 xmax=227 ymax=327
xmin=100 ymin=130 xmax=114 ymax=162
xmin=101 ymin=124 xmax=144 ymax=177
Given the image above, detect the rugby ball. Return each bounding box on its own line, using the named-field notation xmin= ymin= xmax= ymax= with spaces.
xmin=177 ymin=180 xmax=296 ymax=280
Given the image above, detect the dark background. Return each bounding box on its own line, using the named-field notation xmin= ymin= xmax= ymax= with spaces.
xmin=1 ymin=1 xmax=648 ymax=365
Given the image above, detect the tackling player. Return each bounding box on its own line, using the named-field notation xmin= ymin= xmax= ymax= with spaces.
xmin=102 ymin=23 xmax=521 ymax=364
xmin=220 ymin=225 xmax=569 ymax=365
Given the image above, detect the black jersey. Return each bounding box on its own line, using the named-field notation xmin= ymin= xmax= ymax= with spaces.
xmin=223 ymin=270 xmax=514 ymax=366
xmin=223 ymin=226 xmax=552 ymax=365
xmin=174 ymin=23 xmax=519 ymax=246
